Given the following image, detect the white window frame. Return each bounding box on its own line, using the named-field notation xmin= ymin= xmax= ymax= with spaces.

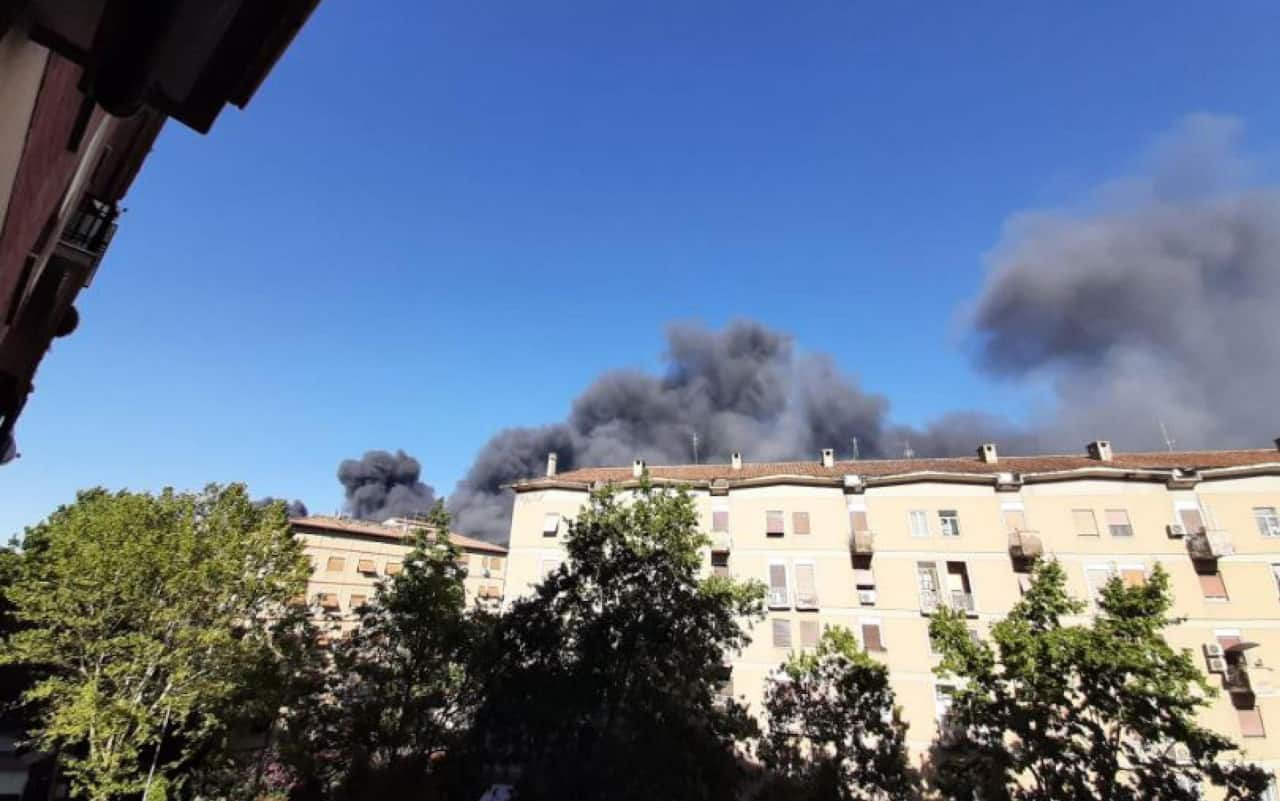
xmin=939 ymin=509 xmax=961 ymax=538
xmin=1105 ymin=508 xmax=1134 ymax=538
xmin=934 ymin=681 xmax=957 ymax=721
xmin=1084 ymin=563 xmax=1115 ymax=603
xmin=1174 ymin=499 xmax=1208 ymax=534
xmin=1255 ymin=506 xmax=1280 ymax=538
xmin=767 ymin=559 xmax=791 ymax=609
xmin=793 ymin=559 xmax=819 ymax=609
xmin=908 ymin=509 xmax=930 ymax=538
xmin=542 ymin=512 xmax=561 ymax=537
xmin=771 ymin=617 xmax=793 ymax=649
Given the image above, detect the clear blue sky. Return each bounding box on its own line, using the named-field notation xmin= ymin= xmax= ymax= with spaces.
xmin=4 ymin=1 xmax=1279 ymax=536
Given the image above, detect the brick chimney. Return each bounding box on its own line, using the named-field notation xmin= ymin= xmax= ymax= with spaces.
xmin=632 ymin=458 xmax=646 ymax=478
xmin=978 ymin=442 xmax=998 ymax=464
xmin=821 ymin=448 xmax=835 ymax=468
xmin=546 ymin=452 xmax=558 ymax=477
xmin=731 ymin=451 xmax=742 ymax=470
xmin=1087 ymin=440 xmax=1113 ymax=462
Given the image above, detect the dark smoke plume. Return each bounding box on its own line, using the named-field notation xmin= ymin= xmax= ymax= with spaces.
xmin=972 ymin=113 xmax=1280 ymax=450
xmin=254 ymin=497 xmax=309 ymax=518
xmin=338 ymin=449 xmax=437 ymax=521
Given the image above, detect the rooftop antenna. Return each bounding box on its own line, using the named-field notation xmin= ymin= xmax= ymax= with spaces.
xmin=691 ymin=430 xmax=700 ymax=464
xmin=902 ymin=440 xmax=915 ymax=459
xmin=850 ymin=436 xmax=860 ymax=460
xmin=1158 ymin=419 xmax=1176 ymax=453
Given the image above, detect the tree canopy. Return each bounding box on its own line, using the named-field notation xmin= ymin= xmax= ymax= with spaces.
xmin=927 ymin=559 xmax=1270 ymax=801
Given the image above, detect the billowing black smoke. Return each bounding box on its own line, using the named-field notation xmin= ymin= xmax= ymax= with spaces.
xmin=338 ymin=449 xmax=437 ymax=522
xmin=254 ymin=497 xmax=310 ymax=518
xmin=972 ymin=113 xmax=1280 ymax=450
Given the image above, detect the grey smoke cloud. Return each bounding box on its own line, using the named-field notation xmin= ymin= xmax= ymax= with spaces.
xmin=338 ymin=449 xmax=437 ymax=521
xmin=972 ymin=113 xmax=1279 ymax=450
xmin=254 ymin=497 xmax=309 ymax=518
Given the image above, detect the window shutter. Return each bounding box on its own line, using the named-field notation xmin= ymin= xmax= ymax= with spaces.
xmin=712 ymin=510 xmax=730 ymax=533
xmin=766 ymin=510 xmax=785 ymax=536
xmin=1180 ymin=508 xmax=1206 ymax=534
xmin=793 ymin=511 xmax=811 ymax=535
xmin=849 ymin=510 xmax=869 ymax=533
xmin=1218 ymin=634 xmax=1243 ymax=650
xmin=799 ymin=620 xmax=819 ymax=648
xmin=349 ymin=594 xmax=366 ymax=609
xmin=795 ymin=563 xmax=818 ymax=608
xmin=772 ymin=618 xmax=792 ymax=648
xmin=384 ymin=561 xmax=402 ymax=576
xmin=861 ymin=622 xmax=885 ymax=652
xmin=1238 ymin=706 xmax=1266 ymax=738
xmin=1120 ymin=568 xmax=1146 ymax=588
xmin=768 ymin=564 xmax=789 ymax=607
xmin=357 ymin=558 xmax=377 ymax=574
xmin=1072 ymin=509 xmax=1099 ymax=536
xmin=1199 ymin=571 xmax=1227 ymax=599
xmin=326 ymin=556 xmax=345 ymax=572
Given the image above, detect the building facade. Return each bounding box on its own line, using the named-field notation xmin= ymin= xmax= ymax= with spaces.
xmin=505 ymin=441 xmax=1280 ymax=785
xmin=292 ymin=516 xmax=507 ymax=640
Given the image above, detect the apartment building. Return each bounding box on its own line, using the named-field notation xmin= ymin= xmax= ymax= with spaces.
xmin=292 ymin=516 xmax=507 ymax=640
xmin=505 ymin=440 xmax=1280 ymax=783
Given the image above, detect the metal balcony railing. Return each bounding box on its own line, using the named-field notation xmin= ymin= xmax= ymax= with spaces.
xmin=1224 ymin=664 xmax=1253 ymax=695
xmin=1187 ymin=530 xmax=1234 ymax=561
xmin=849 ymin=530 xmax=874 ymax=556
xmin=60 ymin=196 xmax=118 ymax=256
xmin=1008 ymin=530 xmax=1044 ymax=561
xmin=919 ymin=589 xmax=976 ymax=615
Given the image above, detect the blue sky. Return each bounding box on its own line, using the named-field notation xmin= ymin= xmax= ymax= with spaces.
xmin=4 ymin=1 xmax=1280 ymax=536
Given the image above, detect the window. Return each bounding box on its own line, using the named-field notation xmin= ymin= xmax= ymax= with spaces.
xmin=793 ymin=511 xmax=811 ymax=535
xmin=799 ymin=619 xmax=820 ymax=648
xmin=1199 ymin=569 xmax=1228 ymax=601
xmin=385 ymin=561 xmax=402 ymax=576
xmin=1120 ymin=566 xmax=1146 ymax=588
xmin=1239 ymin=706 xmax=1266 ymax=738
xmin=772 ymin=618 xmax=792 ymax=648
xmin=711 ymin=551 xmax=730 ymax=578
xmin=1177 ymin=503 xmax=1206 ymax=535
xmin=542 ymin=513 xmax=561 ymax=537
xmin=946 ymin=562 xmax=975 ymax=611
xmin=794 ymin=562 xmax=819 ymax=609
xmin=1256 ymin=507 xmax=1280 ymax=538
xmin=326 ymin=555 xmax=346 ymax=573
xmin=862 ymin=620 xmax=885 ymax=652
xmin=712 ymin=504 xmax=729 ymax=533
xmin=909 ymin=510 xmax=930 ymax=538
xmin=1085 ymin=566 xmax=1113 ymax=601
xmin=849 ymin=509 xmax=869 ymax=534
xmin=934 ymin=683 xmax=956 ymax=721
xmin=766 ymin=510 xmax=785 ymax=536
xmin=1105 ymin=509 xmax=1133 ymax=537
xmin=484 ymin=556 xmax=505 ymax=572
xmin=480 ymin=583 xmax=502 ymax=599
xmin=349 ymin=593 xmax=367 ymax=609
xmin=317 ymin=593 xmax=340 ymax=611
xmin=356 ymin=558 xmax=377 ymax=574
xmin=939 ymin=510 xmax=961 ymax=537
xmin=1072 ymin=509 xmax=1099 ymax=536
xmin=768 ymin=563 xmax=790 ymax=608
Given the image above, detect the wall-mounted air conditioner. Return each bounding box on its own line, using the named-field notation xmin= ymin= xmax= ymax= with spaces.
xmin=1167 ymin=524 xmax=1187 ymax=539
xmin=858 ymin=589 xmax=877 ymax=606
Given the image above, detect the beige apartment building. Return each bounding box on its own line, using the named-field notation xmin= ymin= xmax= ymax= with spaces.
xmin=505 ymin=441 xmax=1280 ymax=786
xmin=292 ymin=516 xmax=507 ymax=639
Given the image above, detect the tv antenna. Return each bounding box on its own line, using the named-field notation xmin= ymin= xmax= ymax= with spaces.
xmin=1158 ymin=419 xmax=1176 ymax=453
xmin=850 ymin=436 xmax=860 ymax=460
xmin=691 ymin=430 xmax=700 ymax=464
xmin=902 ymin=440 xmax=915 ymax=459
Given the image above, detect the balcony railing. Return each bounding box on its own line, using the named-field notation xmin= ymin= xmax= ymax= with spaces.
xmin=849 ymin=530 xmax=874 ymax=556
xmin=709 ymin=531 xmax=732 ymax=552
xmin=1008 ymin=529 xmax=1044 ymax=561
xmin=1187 ymin=530 xmax=1234 ymax=561
xmin=55 ymin=196 xmax=119 ymax=283
xmin=1224 ymin=664 xmax=1253 ymax=696
xmin=920 ymin=589 xmax=976 ymax=616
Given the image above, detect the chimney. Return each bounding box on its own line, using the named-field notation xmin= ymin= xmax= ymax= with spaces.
xmin=821 ymin=448 xmax=835 ymax=468
xmin=1087 ymin=440 xmax=1113 ymax=462
xmin=632 ymin=458 xmax=646 ymax=478
xmin=978 ymin=442 xmax=998 ymax=464
xmin=731 ymin=451 xmax=742 ymax=470
xmin=546 ymin=452 xmax=558 ymax=477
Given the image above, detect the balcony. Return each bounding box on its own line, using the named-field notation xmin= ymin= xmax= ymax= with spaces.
xmin=55 ymin=196 xmax=119 ymax=278
xmin=1224 ymin=664 xmax=1254 ymax=696
xmin=849 ymin=530 xmax=875 ymax=557
xmin=1007 ymin=530 xmax=1044 ymax=561
xmin=1186 ymin=530 xmax=1234 ymax=561
xmin=709 ymin=531 xmax=732 ymax=552
xmin=920 ymin=589 xmax=977 ymax=616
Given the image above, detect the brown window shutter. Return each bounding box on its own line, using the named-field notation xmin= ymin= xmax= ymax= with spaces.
xmin=799 ymin=620 xmax=819 ymax=648
xmin=849 ymin=510 xmax=869 ymax=533
xmin=1238 ymin=706 xmax=1266 ymax=738
xmin=1072 ymin=509 xmax=1099 ymax=536
xmin=772 ymin=618 xmax=792 ymax=648
xmin=1218 ymin=634 xmax=1243 ymax=650
xmin=712 ymin=510 xmax=729 ymax=532
xmin=1180 ymin=508 xmax=1206 ymax=534
xmin=1120 ymin=568 xmax=1146 ymax=588
xmin=793 ymin=511 xmax=811 ymax=535
xmin=1198 ymin=571 xmax=1228 ymax=599
xmin=766 ymin=510 xmax=785 ymax=536
xmin=853 ymin=568 xmax=875 ymax=588
xmin=326 ymin=556 xmax=345 ymax=572
xmin=349 ymin=594 xmax=367 ymax=609
xmin=795 ymin=563 xmax=818 ymax=608
xmin=357 ymin=558 xmax=377 ymax=574
xmin=385 ymin=561 xmax=402 ymax=576
xmin=862 ymin=623 xmax=885 ymax=652
xmin=768 ymin=564 xmax=789 ymax=605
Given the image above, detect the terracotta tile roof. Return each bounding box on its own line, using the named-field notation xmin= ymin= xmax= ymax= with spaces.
xmin=516 ymin=447 xmax=1280 ymax=488
xmin=291 ymin=516 xmax=507 ymax=554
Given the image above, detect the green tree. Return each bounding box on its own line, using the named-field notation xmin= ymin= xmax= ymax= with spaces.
xmin=927 ymin=559 xmax=1269 ymax=801
xmin=0 ymin=486 xmax=312 ymax=801
xmin=758 ymin=626 xmax=916 ymax=801
xmin=471 ymin=479 xmax=766 ymax=801
xmin=301 ymin=501 xmax=486 ymax=800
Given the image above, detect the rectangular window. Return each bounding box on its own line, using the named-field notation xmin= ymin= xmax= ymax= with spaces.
xmin=794 ymin=562 xmax=819 ymax=609
xmin=349 ymin=593 xmax=367 ymax=609
xmin=768 ymin=563 xmax=790 ymax=608
xmin=356 ymin=558 xmax=377 ymax=574
xmin=939 ymin=510 xmax=961 ymax=538
xmin=1178 ymin=505 xmax=1206 ymax=535
xmin=711 ymin=551 xmax=730 ymax=578
xmin=1120 ymin=567 xmax=1146 ymax=588
xmin=542 ymin=513 xmax=561 ymax=537
xmin=1085 ymin=566 xmax=1113 ymax=601
xmin=1073 ymin=509 xmax=1099 ymax=536
xmin=326 ymin=556 xmax=346 ymax=573
xmin=485 ymin=556 xmax=505 ymax=572
xmin=1256 ymin=507 xmax=1280 ymax=538
xmin=934 ymin=683 xmax=956 ymax=721
xmin=772 ymin=618 xmax=792 ymax=648
xmin=385 ymin=561 xmax=402 ymax=576
xmin=1106 ymin=509 xmax=1134 ymax=537
xmin=480 ymin=583 xmax=502 ymax=599
xmin=849 ymin=509 xmax=869 ymax=534
xmin=1238 ymin=706 xmax=1266 ymax=738
xmin=793 ymin=511 xmax=811 ymax=535
xmin=946 ymin=562 xmax=974 ymax=611
xmin=862 ymin=621 xmax=885 ymax=652
xmin=1199 ymin=570 xmax=1228 ymax=600
xmin=712 ymin=509 xmax=730 ymax=533
xmin=317 ymin=593 xmax=340 ymax=611
xmin=766 ymin=510 xmax=785 ymax=536
xmin=799 ymin=619 xmax=820 ymax=648
xmin=909 ymin=510 xmax=930 ymax=538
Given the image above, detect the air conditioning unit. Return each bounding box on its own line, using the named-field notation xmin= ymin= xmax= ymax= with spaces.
xmin=1203 ymin=642 xmax=1225 ymax=658
xmin=858 ymin=589 xmax=877 ymax=606
xmin=1207 ymin=656 xmax=1228 ymax=674
xmin=1166 ymin=523 xmax=1187 ymax=539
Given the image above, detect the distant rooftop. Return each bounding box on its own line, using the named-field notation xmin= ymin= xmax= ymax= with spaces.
xmin=513 ymin=441 xmax=1280 ymax=491
xmin=291 ymin=515 xmax=507 ymax=554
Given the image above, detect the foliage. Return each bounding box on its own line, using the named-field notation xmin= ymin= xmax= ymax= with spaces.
xmin=293 ymin=501 xmax=487 ymax=800
xmin=471 ymin=479 xmax=766 ymax=801
xmin=757 ymin=626 xmax=916 ymax=801
xmin=927 ymin=559 xmax=1270 ymax=801
xmin=0 ymin=486 xmax=312 ymax=801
